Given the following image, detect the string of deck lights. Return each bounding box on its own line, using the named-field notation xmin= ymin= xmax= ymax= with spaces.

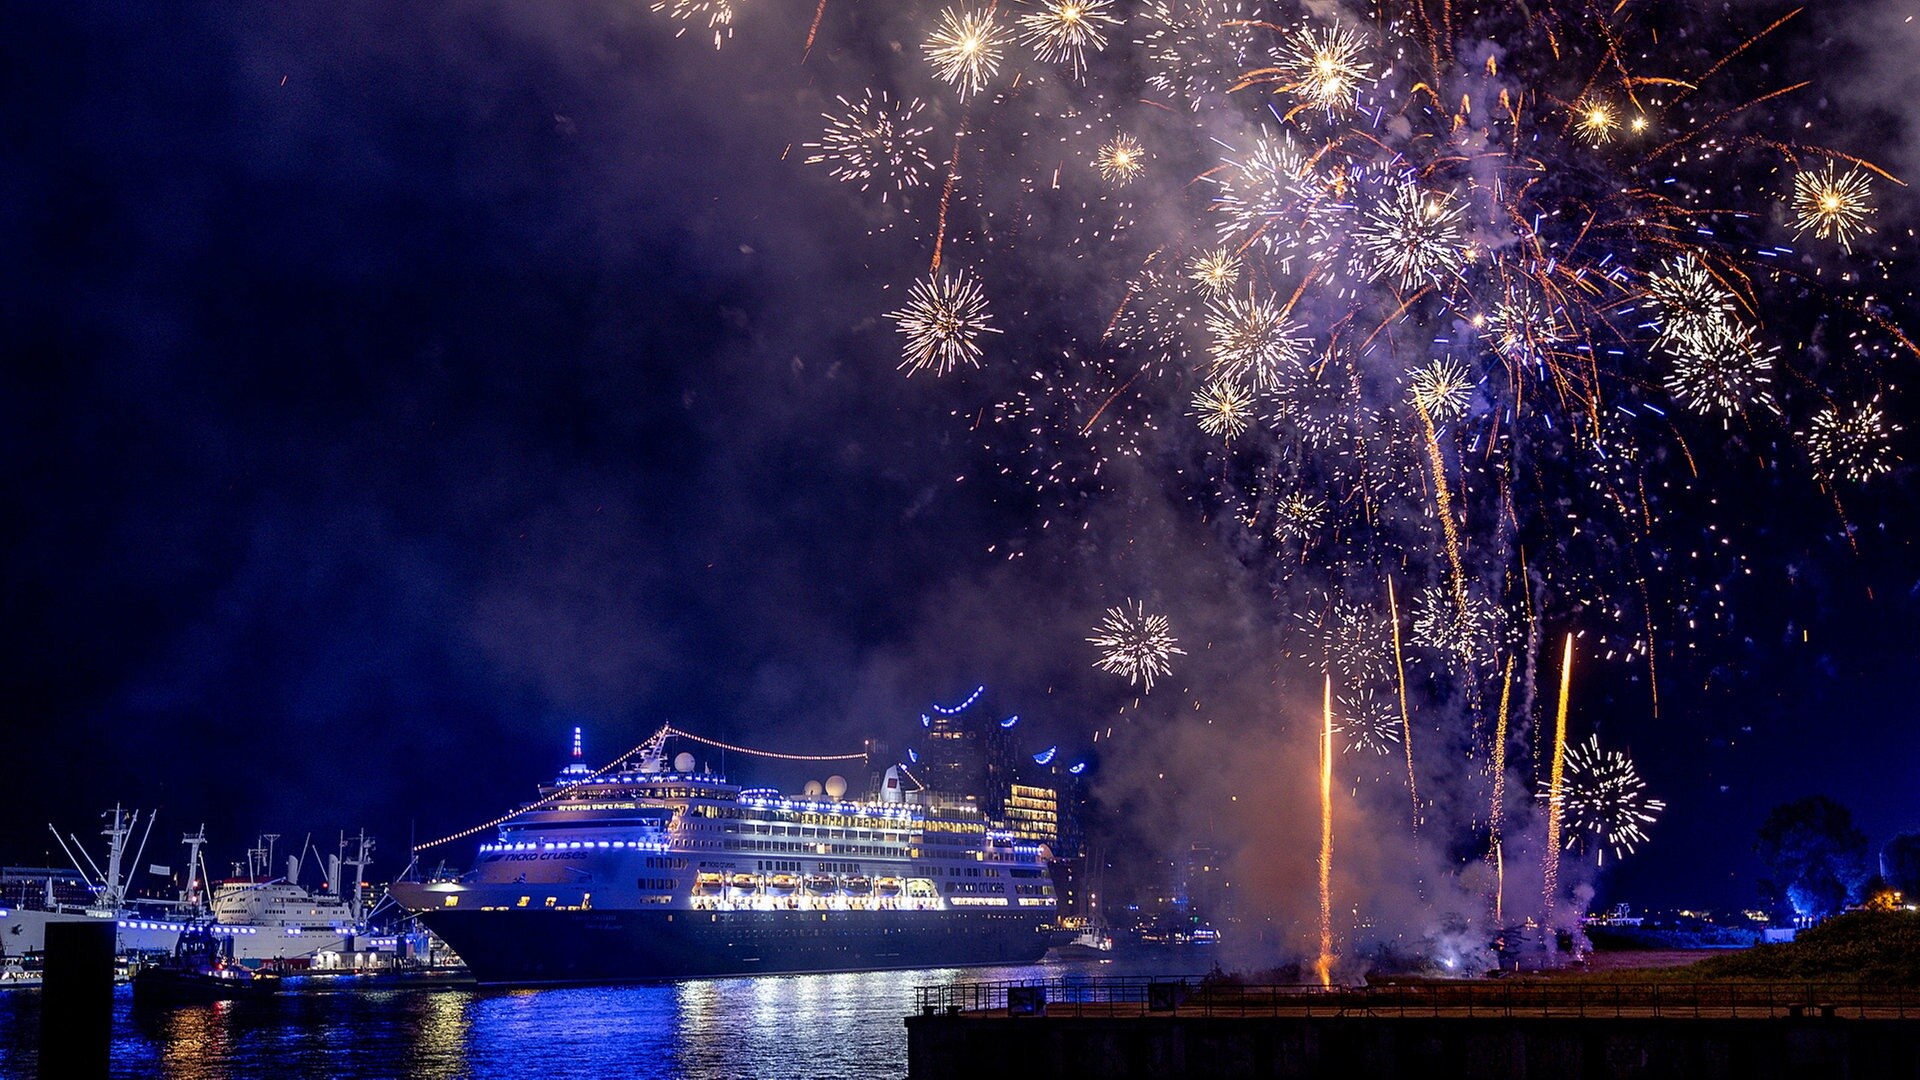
xmin=660 ymin=726 xmax=868 ymax=762
xmin=415 ymin=725 xmax=868 ymax=852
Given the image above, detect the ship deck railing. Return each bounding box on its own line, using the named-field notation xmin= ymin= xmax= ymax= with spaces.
xmin=913 ymin=977 xmax=1920 ymax=1021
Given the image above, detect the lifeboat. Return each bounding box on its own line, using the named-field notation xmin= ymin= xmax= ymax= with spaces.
xmin=768 ymin=873 xmax=799 ymax=891
xmin=729 ymin=873 xmax=762 ymax=890
xmin=694 ymin=872 xmax=726 ymax=891
xmin=842 ymin=875 xmax=872 ymax=893
xmin=875 ymin=876 xmax=903 ymax=894
xmin=803 ymin=874 xmax=835 ymax=893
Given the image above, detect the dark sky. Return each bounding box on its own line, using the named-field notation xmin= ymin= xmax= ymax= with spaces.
xmin=5 ymin=0 xmax=1918 ymax=920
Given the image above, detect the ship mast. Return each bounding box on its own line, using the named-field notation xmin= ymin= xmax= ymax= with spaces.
xmin=181 ymin=826 xmax=208 ymax=911
xmin=343 ymin=830 xmax=375 ymax=924
xmin=97 ymin=805 xmax=136 ymax=912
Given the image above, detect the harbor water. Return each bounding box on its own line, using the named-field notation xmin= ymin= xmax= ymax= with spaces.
xmin=0 ymin=954 xmax=1204 ymax=1078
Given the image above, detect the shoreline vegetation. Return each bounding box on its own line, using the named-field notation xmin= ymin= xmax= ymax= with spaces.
xmin=1564 ymin=911 xmax=1920 ymax=985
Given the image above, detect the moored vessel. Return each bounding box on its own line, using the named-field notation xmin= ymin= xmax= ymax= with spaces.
xmin=394 ymin=725 xmax=1071 ymax=984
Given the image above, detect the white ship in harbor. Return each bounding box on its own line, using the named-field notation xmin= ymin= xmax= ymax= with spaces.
xmin=393 ymin=725 xmax=1069 ymax=984
xmin=1 ymin=807 xmax=383 ymax=966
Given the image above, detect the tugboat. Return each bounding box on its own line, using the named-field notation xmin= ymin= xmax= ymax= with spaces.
xmin=132 ymin=923 xmax=280 ymax=1003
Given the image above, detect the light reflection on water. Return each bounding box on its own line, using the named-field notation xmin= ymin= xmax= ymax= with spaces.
xmin=0 ymin=955 xmax=1201 ymax=1079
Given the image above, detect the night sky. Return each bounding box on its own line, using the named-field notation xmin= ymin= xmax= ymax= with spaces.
xmin=6 ymin=0 xmax=1918 ymax=928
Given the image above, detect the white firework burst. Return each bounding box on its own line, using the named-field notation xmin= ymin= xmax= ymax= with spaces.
xmin=1481 ymin=292 xmax=1566 ymax=363
xmin=1270 ymin=23 xmax=1373 ymax=114
xmin=1191 ymin=380 xmax=1255 ymax=439
xmin=1205 ymin=290 xmax=1309 ymax=389
xmin=1804 ymin=397 xmax=1898 ymax=483
xmin=651 ymin=0 xmax=738 ymax=49
xmin=1018 ymin=0 xmax=1119 ymax=81
xmin=1646 ymin=253 xmax=1736 ymax=353
xmin=1088 ymin=599 xmax=1186 ymax=692
xmin=1407 ymin=359 xmax=1473 ymax=422
xmin=1662 ymin=317 xmax=1776 ymax=417
xmin=886 ymin=271 xmax=1002 ymax=376
xmin=1354 ymin=182 xmax=1467 ymax=288
xmin=1095 ymin=133 xmax=1148 ymax=185
xmin=802 ymin=91 xmax=936 ymax=195
xmin=1337 ymin=686 xmax=1401 ymax=756
xmin=1543 ymin=735 xmax=1666 ymax=865
xmin=1210 ymin=135 xmax=1318 ymax=254
xmin=1410 ymin=585 xmax=1505 ymax=670
xmin=1271 ymin=490 xmax=1326 ymax=542
xmin=925 ymin=7 xmax=1008 ymax=101
xmin=1791 ymin=161 xmax=1875 ymax=253
xmin=1136 ymin=0 xmax=1257 ymax=109
xmin=1295 ymin=596 xmax=1389 ymax=685
xmin=1187 ymin=248 xmax=1242 ymax=297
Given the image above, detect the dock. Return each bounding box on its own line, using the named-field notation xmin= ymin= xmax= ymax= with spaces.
xmin=905 ymin=976 xmax=1920 ymax=1079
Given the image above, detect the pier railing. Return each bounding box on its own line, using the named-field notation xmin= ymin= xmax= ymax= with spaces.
xmin=913 ymin=977 xmax=1918 ymax=1021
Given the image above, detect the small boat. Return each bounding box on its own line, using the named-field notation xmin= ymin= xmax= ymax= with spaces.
xmin=875 ymin=876 xmax=903 ymax=894
xmin=1050 ymin=924 xmax=1115 ymax=960
xmin=803 ymin=874 xmax=836 ymax=893
xmin=0 ymin=960 xmax=42 ymax=990
xmin=133 ymin=923 xmax=280 ymax=1003
xmin=767 ymin=873 xmax=799 ymax=891
xmin=695 ymin=872 xmax=726 ymax=891
xmin=729 ymin=873 xmax=762 ymax=890
xmin=842 ymin=875 xmax=872 ymax=893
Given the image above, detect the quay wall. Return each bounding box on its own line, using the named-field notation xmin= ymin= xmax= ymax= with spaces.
xmin=905 ymin=1014 xmax=1920 ymax=1080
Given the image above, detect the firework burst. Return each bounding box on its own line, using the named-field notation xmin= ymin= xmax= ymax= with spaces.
xmin=1410 ymin=586 xmax=1505 ymax=671
xmin=1269 ymin=23 xmax=1372 ymax=115
xmin=1018 ymin=0 xmax=1118 ymax=81
xmin=802 ymin=91 xmax=935 ymax=195
xmin=1188 ymin=248 xmax=1242 ymax=297
xmin=1805 ymin=397 xmax=1899 ymax=483
xmin=1407 ymin=359 xmax=1473 ymax=422
xmin=1205 ymin=290 xmax=1309 ymax=389
xmin=651 ymin=0 xmax=737 ymax=49
xmin=1792 ymin=162 xmax=1876 ymax=253
xmin=1271 ymin=490 xmax=1326 ymax=542
xmin=1546 ymin=735 xmax=1667 ymax=866
xmin=1573 ymin=99 xmax=1620 ymax=145
xmin=1135 ymin=0 xmax=1256 ymax=109
xmin=1662 ymin=318 xmax=1777 ymax=418
xmin=1337 ymin=686 xmax=1401 ymax=756
xmin=1191 ymin=380 xmax=1255 ymax=439
xmin=1295 ymin=596 xmax=1388 ymax=685
xmin=1354 ymin=182 xmax=1467 ymax=289
xmin=887 ymin=271 xmax=1001 ymax=376
xmin=925 ymin=7 xmax=1008 ymax=101
xmin=1094 ymin=133 xmax=1147 ymax=186
xmin=1088 ymin=600 xmax=1186 ymax=692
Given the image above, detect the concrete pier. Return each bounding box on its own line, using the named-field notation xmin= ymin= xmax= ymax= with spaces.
xmin=906 ymin=1012 xmax=1920 ymax=1079
xmin=39 ymin=920 xmax=115 ymax=1079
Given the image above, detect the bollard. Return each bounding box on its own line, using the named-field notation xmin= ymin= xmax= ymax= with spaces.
xmin=39 ymin=920 xmax=115 ymax=1079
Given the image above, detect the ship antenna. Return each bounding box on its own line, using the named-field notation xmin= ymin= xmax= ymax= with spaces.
xmin=573 ymin=726 xmax=584 ymax=761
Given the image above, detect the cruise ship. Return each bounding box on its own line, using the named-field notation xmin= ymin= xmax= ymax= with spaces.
xmin=391 ymin=726 xmax=1069 ymax=984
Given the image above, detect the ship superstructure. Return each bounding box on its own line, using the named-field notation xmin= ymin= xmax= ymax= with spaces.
xmin=2 ymin=810 xmax=380 ymax=964
xmin=392 ymin=726 xmax=1066 ymax=983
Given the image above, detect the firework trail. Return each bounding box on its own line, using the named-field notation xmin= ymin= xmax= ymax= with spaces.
xmin=1543 ymin=634 xmax=1573 ymax=928
xmin=1316 ymin=674 xmax=1334 ymax=988
xmin=1387 ymin=575 xmax=1418 ymax=832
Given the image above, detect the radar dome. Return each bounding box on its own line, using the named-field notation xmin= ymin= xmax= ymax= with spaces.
xmin=824 ymin=775 xmax=849 ymax=800
xmin=802 ymin=780 xmax=824 ymax=797
xmin=673 ymin=752 xmax=696 ymax=773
